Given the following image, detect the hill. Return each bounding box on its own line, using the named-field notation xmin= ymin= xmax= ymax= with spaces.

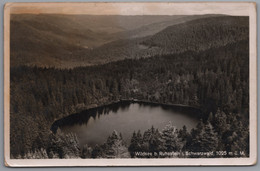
xmin=75 ymin=16 xmax=249 ymax=66
xmin=10 ymin=39 xmax=249 ymax=157
xmin=10 ymin=14 xmax=188 ymax=67
xmin=10 ymin=15 xmax=248 ymax=68
xmin=142 ymin=16 xmax=249 ymax=54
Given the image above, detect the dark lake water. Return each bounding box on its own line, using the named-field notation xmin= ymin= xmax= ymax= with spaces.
xmin=51 ymin=101 xmax=202 ymax=148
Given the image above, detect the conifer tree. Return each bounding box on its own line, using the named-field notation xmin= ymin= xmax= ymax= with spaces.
xmin=104 ymin=130 xmax=130 ymax=158
xmin=81 ymin=144 xmax=93 ymax=158
xmin=201 ymin=121 xmax=218 ymax=152
xmin=161 ymin=122 xmax=180 ymax=151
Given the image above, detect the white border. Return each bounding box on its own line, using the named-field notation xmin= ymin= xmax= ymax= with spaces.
xmin=4 ymin=2 xmax=257 ymax=167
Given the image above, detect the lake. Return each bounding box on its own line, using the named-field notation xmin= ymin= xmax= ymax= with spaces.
xmin=51 ymin=101 xmax=202 ymax=148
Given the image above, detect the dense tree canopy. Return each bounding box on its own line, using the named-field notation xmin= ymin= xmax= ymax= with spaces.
xmin=10 ymin=39 xmax=249 ymax=158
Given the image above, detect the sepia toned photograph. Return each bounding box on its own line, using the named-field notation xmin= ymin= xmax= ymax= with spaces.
xmin=4 ymin=2 xmax=257 ymax=167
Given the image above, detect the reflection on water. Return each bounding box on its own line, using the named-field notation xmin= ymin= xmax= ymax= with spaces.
xmin=51 ymin=101 xmax=202 ymax=147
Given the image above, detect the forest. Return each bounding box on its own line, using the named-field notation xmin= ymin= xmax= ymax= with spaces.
xmin=10 ymin=38 xmax=249 ymax=158
xmin=11 ymin=16 xmax=248 ymax=68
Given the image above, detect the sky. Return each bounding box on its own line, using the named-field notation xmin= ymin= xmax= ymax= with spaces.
xmin=6 ymin=2 xmax=252 ymax=16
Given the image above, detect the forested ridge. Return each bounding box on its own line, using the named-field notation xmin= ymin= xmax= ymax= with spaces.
xmin=11 ymin=16 xmax=248 ymax=68
xmin=10 ymin=14 xmax=188 ymax=67
xmin=142 ymin=16 xmax=248 ymax=53
xmin=60 ymin=16 xmax=249 ymax=67
xmin=10 ymin=38 xmax=249 ymax=158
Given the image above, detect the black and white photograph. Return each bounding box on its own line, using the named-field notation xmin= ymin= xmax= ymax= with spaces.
xmin=4 ymin=2 xmax=257 ymax=166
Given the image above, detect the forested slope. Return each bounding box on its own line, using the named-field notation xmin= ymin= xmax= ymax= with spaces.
xmin=10 ymin=14 xmax=189 ymax=68
xmin=10 ymin=39 xmax=249 ymax=158
xmin=74 ymin=16 xmax=249 ymax=66
xmin=10 ymin=16 xmax=248 ymax=68
xmin=142 ymin=16 xmax=248 ymax=53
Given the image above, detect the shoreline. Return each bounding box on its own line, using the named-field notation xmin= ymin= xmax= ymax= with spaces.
xmin=51 ymin=99 xmax=203 ymax=133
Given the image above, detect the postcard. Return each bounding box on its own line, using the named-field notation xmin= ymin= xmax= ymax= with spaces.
xmin=4 ymin=2 xmax=257 ymax=167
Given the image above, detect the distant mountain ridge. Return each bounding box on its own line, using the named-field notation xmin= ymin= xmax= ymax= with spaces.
xmin=10 ymin=15 xmax=248 ymax=68
xmin=10 ymin=14 xmax=190 ymax=67
xmin=142 ymin=16 xmax=249 ymax=53
xmin=71 ymin=16 xmax=249 ymax=67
